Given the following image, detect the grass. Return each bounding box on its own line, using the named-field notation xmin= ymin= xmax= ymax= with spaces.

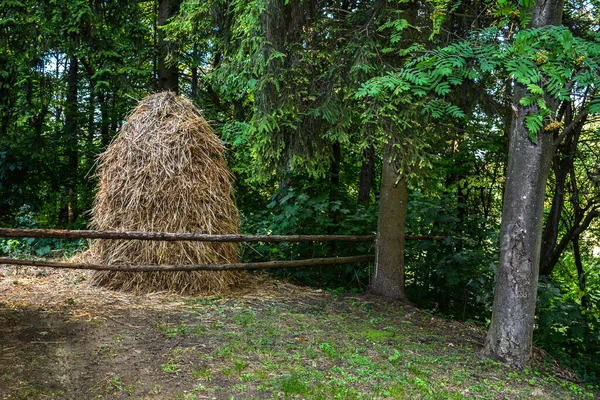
xmin=1 ymin=271 xmax=597 ymax=399
xmin=144 ymin=295 xmax=598 ymax=399
xmin=157 ymin=322 xmax=188 ymax=338
xmin=105 ymin=375 xmax=135 ymax=395
xmin=161 ymin=361 xmax=181 ymax=374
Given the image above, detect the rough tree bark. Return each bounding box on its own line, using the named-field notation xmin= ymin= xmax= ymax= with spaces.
xmin=369 ymin=137 xmax=409 ymax=302
xmin=481 ymin=0 xmax=563 ymax=368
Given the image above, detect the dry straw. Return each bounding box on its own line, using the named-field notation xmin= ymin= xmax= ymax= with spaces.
xmin=84 ymin=91 xmax=250 ymax=294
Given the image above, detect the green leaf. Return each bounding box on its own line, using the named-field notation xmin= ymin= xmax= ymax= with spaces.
xmin=526 ymin=84 xmax=544 ymax=95
xmin=519 ymin=96 xmax=536 ymax=106
xmin=434 ymin=81 xmax=451 ymax=95
xmin=588 ymin=98 xmax=600 ymax=114
xmin=525 ymin=115 xmax=543 ymax=142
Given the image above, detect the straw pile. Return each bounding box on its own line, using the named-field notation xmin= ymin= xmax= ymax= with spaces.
xmin=85 ymin=92 xmax=249 ymax=294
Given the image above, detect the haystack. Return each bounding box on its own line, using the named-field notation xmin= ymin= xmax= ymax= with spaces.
xmin=86 ymin=91 xmax=248 ymax=294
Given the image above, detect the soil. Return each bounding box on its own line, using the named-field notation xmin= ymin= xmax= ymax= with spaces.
xmin=0 ymin=267 xmax=288 ymax=399
xmin=0 ymin=266 xmax=590 ymax=400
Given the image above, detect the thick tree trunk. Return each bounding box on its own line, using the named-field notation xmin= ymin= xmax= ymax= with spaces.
xmin=482 ymin=0 xmax=563 ymax=369
xmin=481 ymin=89 xmax=555 ymax=366
xmin=157 ymin=0 xmax=180 ymax=93
xmin=358 ymin=145 xmax=375 ymax=204
xmin=369 ymin=1 xmax=417 ymax=302
xmin=369 ymin=139 xmax=409 ymax=302
xmin=257 ymin=0 xmax=285 ymax=116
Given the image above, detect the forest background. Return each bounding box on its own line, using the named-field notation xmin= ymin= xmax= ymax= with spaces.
xmin=0 ymin=0 xmax=599 ymax=383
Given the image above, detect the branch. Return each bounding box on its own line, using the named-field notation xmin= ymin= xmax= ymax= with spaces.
xmin=549 ymin=208 xmax=600 ymax=265
xmin=0 ymin=228 xmax=445 ymax=243
xmin=0 ymin=255 xmax=375 ymax=272
xmin=555 ymin=110 xmax=587 ymax=146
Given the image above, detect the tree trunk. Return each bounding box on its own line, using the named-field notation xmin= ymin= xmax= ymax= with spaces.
xmin=153 ymin=0 xmax=158 ymax=84
xmin=539 ymin=154 xmax=571 ymax=276
xmin=572 ymin=235 xmax=588 ymax=309
xmin=157 ymin=0 xmax=180 ymax=93
xmin=369 ymin=138 xmax=409 ymax=302
xmin=98 ymin=91 xmax=111 ymax=147
xmin=64 ymin=55 xmax=79 ymax=226
xmin=191 ymin=42 xmax=199 ymax=98
xmin=328 ymin=142 xmax=342 ymax=255
xmin=191 ymin=66 xmax=198 ymax=98
xmin=539 ymin=103 xmax=586 ymax=276
xmin=482 ymin=0 xmax=563 ymax=368
xmin=368 ymin=1 xmax=417 ymax=302
xmin=358 ymin=145 xmax=375 ymax=204
xmin=87 ymin=86 xmax=95 ymax=143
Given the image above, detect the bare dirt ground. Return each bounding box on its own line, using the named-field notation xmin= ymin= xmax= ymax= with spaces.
xmin=0 ymin=266 xmax=596 ymax=400
xmin=0 ymin=267 xmax=294 ymax=399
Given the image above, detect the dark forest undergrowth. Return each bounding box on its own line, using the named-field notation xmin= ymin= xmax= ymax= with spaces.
xmin=0 ymin=267 xmax=597 ymax=399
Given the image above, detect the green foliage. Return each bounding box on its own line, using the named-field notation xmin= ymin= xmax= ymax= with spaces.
xmin=360 ymin=24 xmax=600 ymax=140
xmin=536 ymin=238 xmax=600 ymax=383
xmin=404 ymin=191 xmax=498 ymax=320
xmin=0 ymin=0 xmax=152 ymax=227
xmin=537 ymin=277 xmax=600 ymax=382
xmin=0 ymin=205 xmax=86 ymax=258
xmin=239 ymin=174 xmax=378 ymax=290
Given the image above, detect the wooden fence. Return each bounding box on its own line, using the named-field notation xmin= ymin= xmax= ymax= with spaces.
xmin=0 ymin=228 xmax=443 ymax=272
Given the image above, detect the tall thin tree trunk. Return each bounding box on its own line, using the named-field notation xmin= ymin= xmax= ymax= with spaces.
xmin=573 ymin=235 xmax=588 ymax=309
xmin=157 ymin=0 xmax=180 ymax=93
xmin=153 ymin=0 xmax=158 ymax=85
xmin=99 ymin=91 xmax=110 ymax=147
xmin=539 ymin=103 xmax=585 ymax=276
xmin=87 ymin=88 xmax=95 ymax=143
xmin=370 ymin=137 xmax=409 ymax=302
xmin=328 ymin=142 xmax=342 ymax=256
xmin=65 ymin=55 xmax=79 ymax=225
xmin=330 ymin=142 xmax=341 ymax=188
xmin=191 ymin=43 xmax=199 ymax=98
xmin=539 ymin=157 xmax=570 ymax=275
xmin=482 ymin=0 xmax=563 ymax=367
xmin=191 ymin=67 xmax=198 ymax=98
xmin=358 ymin=145 xmax=375 ymax=204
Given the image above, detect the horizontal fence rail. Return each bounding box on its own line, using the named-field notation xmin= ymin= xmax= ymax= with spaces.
xmin=0 ymin=255 xmax=375 ymax=272
xmin=0 ymin=228 xmax=443 ymax=272
xmin=0 ymin=228 xmax=444 ymax=242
